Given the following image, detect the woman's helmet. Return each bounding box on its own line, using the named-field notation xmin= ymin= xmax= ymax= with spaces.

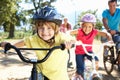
xmin=33 ymin=6 xmax=62 ymax=26
xmin=81 ymin=13 xmax=96 ymax=23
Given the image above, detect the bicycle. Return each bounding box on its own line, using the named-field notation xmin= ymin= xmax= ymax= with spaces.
xmin=71 ymin=41 xmax=105 ymax=80
xmin=103 ymin=32 xmax=120 ymax=75
xmin=3 ymin=43 xmax=68 ymax=80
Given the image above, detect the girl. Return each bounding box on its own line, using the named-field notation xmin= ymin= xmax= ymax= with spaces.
xmin=70 ymin=13 xmax=112 ymax=79
xmin=0 ymin=7 xmax=75 ymax=80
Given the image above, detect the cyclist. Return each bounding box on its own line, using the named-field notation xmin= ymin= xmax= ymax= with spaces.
xmin=69 ymin=13 xmax=112 ymax=79
xmin=0 ymin=6 xmax=75 ymax=80
xmin=102 ymin=0 xmax=120 ymax=70
xmin=102 ymin=0 xmax=120 ymax=34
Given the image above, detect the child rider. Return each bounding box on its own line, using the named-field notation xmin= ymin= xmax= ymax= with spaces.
xmin=0 ymin=6 xmax=75 ymax=80
xmin=69 ymin=13 xmax=112 ymax=80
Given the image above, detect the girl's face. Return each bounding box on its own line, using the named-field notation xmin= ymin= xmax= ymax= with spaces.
xmin=82 ymin=22 xmax=94 ymax=35
xmin=37 ymin=23 xmax=55 ymax=41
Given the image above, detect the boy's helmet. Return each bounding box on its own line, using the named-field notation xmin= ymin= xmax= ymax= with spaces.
xmin=33 ymin=6 xmax=62 ymax=26
xmin=81 ymin=13 xmax=96 ymax=23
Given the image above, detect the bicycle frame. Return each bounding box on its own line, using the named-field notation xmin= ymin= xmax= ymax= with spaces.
xmin=74 ymin=41 xmax=114 ymax=80
xmin=103 ymin=32 xmax=120 ymax=74
xmin=4 ymin=43 xmax=66 ymax=80
xmin=112 ymin=32 xmax=120 ymax=65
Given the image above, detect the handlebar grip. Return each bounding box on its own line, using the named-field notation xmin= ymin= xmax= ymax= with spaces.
xmin=4 ymin=43 xmax=12 ymax=53
xmin=60 ymin=44 xmax=66 ymax=50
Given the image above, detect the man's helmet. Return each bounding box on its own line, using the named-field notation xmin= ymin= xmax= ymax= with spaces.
xmin=33 ymin=6 xmax=62 ymax=26
xmin=81 ymin=13 xmax=96 ymax=23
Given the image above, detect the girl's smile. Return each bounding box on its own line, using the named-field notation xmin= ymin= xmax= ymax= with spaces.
xmin=38 ymin=24 xmax=55 ymax=41
xmin=82 ymin=22 xmax=94 ymax=35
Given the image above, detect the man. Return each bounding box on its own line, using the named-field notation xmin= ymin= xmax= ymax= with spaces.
xmin=102 ymin=0 xmax=120 ymax=70
xmin=102 ymin=0 xmax=120 ymax=35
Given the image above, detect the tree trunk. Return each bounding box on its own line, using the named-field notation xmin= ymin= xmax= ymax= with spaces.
xmin=8 ymin=23 xmax=14 ymax=38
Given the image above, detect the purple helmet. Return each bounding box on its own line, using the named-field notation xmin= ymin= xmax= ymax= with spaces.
xmin=81 ymin=13 xmax=96 ymax=23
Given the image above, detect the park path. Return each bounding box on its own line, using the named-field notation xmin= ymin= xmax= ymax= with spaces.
xmin=0 ymin=39 xmax=120 ymax=80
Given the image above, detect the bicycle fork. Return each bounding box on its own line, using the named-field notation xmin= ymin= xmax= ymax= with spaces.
xmin=31 ymin=63 xmax=38 ymax=80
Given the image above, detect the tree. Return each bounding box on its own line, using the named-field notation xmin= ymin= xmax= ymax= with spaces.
xmin=0 ymin=0 xmax=22 ymax=38
xmin=0 ymin=0 xmax=57 ymax=38
xmin=25 ymin=0 xmax=57 ymax=13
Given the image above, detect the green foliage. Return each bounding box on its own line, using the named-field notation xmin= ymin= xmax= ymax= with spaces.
xmin=0 ymin=0 xmax=21 ymax=24
xmin=14 ymin=31 xmax=32 ymax=39
xmin=0 ymin=32 xmax=8 ymax=41
xmin=0 ymin=0 xmax=57 ymax=38
xmin=0 ymin=30 xmax=32 ymax=41
xmin=0 ymin=0 xmax=23 ymax=38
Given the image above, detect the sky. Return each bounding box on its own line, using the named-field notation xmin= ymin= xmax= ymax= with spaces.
xmin=20 ymin=0 xmax=110 ymax=27
xmin=16 ymin=0 xmax=120 ymax=32
xmin=52 ymin=0 xmax=109 ymax=27
xmin=21 ymin=0 xmax=120 ymax=26
xmin=53 ymin=0 xmax=108 ymax=15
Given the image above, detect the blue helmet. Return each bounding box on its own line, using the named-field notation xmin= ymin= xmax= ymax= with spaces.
xmin=33 ymin=6 xmax=62 ymax=26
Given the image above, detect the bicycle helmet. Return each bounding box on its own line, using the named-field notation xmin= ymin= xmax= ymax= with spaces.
xmin=33 ymin=6 xmax=62 ymax=26
xmin=81 ymin=13 xmax=96 ymax=23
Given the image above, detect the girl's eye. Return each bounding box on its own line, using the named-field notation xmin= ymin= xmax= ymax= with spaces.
xmin=47 ymin=27 xmax=53 ymax=30
xmin=83 ymin=26 xmax=87 ymax=28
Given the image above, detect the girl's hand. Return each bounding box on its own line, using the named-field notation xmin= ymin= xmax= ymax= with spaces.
xmin=0 ymin=42 xmax=9 ymax=48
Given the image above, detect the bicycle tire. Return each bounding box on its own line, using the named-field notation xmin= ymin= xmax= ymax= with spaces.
xmin=92 ymin=76 xmax=101 ymax=80
xmin=103 ymin=46 xmax=114 ymax=74
xmin=117 ymin=51 xmax=120 ymax=71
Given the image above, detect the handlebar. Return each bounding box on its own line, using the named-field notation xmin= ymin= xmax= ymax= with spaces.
xmin=4 ymin=41 xmax=113 ymax=63
xmin=4 ymin=43 xmax=66 ymax=64
xmin=75 ymin=41 xmax=115 ymax=57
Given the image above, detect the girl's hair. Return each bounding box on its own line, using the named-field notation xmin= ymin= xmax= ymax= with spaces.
xmin=82 ymin=22 xmax=95 ymax=27
xmin=35 ymin=20 xmax=59 ymax=34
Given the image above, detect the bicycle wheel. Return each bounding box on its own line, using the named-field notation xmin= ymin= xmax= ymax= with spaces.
xmin=103 ymin=46 xmax=114 ymax=74
xmin=92 ymin=77 xmax=101 ymax=80
xmin=117 ymin=52 xmax=120 ymax=71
